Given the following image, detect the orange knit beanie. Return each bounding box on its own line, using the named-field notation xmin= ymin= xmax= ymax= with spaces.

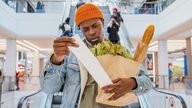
xmin=75 ymin=3 xmax=104 ymax=27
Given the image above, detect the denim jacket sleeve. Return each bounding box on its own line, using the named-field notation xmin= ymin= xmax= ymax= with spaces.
xmin=40 ymin=57 xmax=67 ymax=94
xmin=132 ymin=65 xmax=152 ymax=95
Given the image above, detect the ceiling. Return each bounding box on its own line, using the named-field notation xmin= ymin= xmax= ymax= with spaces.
xmin=148 ymin=40 xmax=187 ymax=52
xmin=24 ymin=39 xmax=53 ymax=49
xmin=0 ymin=39 xmax=51 ymax=58
xmin=0 ymin=0 xmax=191 ymax=58
xmin=157 ymin=18 xmax=192 ymax=40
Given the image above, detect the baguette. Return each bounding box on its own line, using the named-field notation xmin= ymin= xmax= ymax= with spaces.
xmin=134 ymin=25 xmax=155 ymax=63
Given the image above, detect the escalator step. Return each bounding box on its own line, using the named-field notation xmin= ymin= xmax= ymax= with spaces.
xmin=51 ymin=104 xmax=61 ymax=108
xmin=52 ymin=95 xmax=62 ymax=104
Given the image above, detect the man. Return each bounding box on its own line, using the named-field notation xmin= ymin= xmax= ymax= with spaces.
xmin=40 ymin=4 xmax=152 ymax=108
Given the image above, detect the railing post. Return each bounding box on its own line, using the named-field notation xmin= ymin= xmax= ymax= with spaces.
xmin=163 ymin=75 xmax=165 ymax=89
xmin=0 ymin=75 xmax=4 ymax=108
xmin=0 ymin=82 xmax=2 ymax=108
xmin=8 ymin=76 xmax=11 ymax=91
xmin=26 ymin=98 xmax=30 ymax=108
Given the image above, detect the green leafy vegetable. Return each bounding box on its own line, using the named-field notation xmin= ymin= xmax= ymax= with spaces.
xmin=89 ymin=39 xmax=133 ymax=60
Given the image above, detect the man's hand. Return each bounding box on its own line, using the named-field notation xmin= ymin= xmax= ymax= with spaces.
xmin=52 ymin=37 xmax=79 ymax=64
xmin=102 ymin=78 xmax=137 ymax=101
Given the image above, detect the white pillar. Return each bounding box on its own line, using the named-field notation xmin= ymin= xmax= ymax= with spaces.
xmin=32 ymin=51 xmax=40 ymax=77
xmin=154 ymin=52 xmax=158 ymax=85
xmin=186 ymin=37 xmax=192 ymax=77
xmin=4 ymin=39 xmax=17 ymax=91
xmin=4 ymin=39 xmax=17 ymax=76
xmin=185 ymin=37 xmax=192 ymax=94
xmin=158 ymin=40 xmax=169 ymax=89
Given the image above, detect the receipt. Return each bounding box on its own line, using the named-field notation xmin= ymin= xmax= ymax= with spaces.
xmin=68 ymin=34 xmax=112 ymax=87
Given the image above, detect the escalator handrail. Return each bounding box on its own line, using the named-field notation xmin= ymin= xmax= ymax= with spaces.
xmin=26 ymin=0 xmax=36 ymax=11
xmin=17 ymin=90 xmax=41 ymax=108
xmin=61 ymin=1 xmax=71 ymax=23
xmin=135 ymin=0 xmax=148 ymax=9
xmin=153 ymin=87 xmax=187 ymax=108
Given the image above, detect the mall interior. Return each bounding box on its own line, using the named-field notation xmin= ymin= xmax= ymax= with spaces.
xmin=0 ymin=0 xmax=192 ymax=108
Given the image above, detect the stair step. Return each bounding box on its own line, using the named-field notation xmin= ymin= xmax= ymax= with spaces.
xmin=51 ymin=104 xmax=61 ymax=108
xmin=52 ymin=95 xmax=62 ymax=104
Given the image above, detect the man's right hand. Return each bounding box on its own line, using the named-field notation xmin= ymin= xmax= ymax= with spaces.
xmin=52 ymin=37 xmax=79 ymax=65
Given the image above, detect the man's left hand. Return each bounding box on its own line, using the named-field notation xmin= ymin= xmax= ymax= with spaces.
xmin=102 ymin=78 xmax=137 ymax=101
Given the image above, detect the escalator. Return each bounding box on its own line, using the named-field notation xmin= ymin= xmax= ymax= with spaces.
xmin=69 ymin=6 xmax=76 ymax=35
xmin=17 ymin=87 xmax=188 ymax=108
xmin=50 ymin=93 xmax=62 ymax=108
xmin=131 ymin=0 xmax=148 ymax=9
xmin=138 ymin=88 xmax=187 ymax=108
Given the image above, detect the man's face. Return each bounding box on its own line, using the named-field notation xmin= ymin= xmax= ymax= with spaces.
xmin=79 ymin=18 xmax=104 ymax=45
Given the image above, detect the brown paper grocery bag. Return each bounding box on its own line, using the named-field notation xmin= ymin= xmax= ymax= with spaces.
xmin=96 ymin=55 xmax=140 ymax=106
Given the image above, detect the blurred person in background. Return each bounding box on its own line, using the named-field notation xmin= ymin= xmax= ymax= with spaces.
xmin=36 ymin=1 xmax=45 ymax=13
xmin=15 ymin=72 xmax=20 ymax=90
xmin=59 ymin=17 xmax=73 ymax=37
xmin=168 ymin=63 xmax=173 ymax=88
xmin=76 ymin=0 xmax=85 ymax=9
xmin=0 ymin=70 xmax=2 ymax=77
xmin=107 ymin=15 xmax=120 ymax=44
xmin=112 ymin=8 xmax=124 ymax=26
xmin=0 ymin=70 xmax=4 ymax=81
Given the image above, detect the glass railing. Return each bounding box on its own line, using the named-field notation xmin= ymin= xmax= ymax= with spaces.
xmin=1 ymin=76 xmax=19 ymax=93
xmin=1 ymin=0 xmax=35 ymax=13
xmin=0 ymin=76 xmax=40 ymax=94
xmin=184 ymin=76 xmax=192 ymax=95
xmin=2 ymin=0 xmax=176 ymax=14
xmin=1 ymin=0 xmax=16 ymax=9
xmin=0 ymin=75 xmax=42 ymax=108
xmin=139 ymin=87 xmax=187 ymax=108
xmin=154 ymin=88 xmax=187 ymax=108
xmin=153 ymin=75 xmax=186 ymax=93
xmin=0 ymin=75 xmax=4 ymax=108
xmin=1 ymin=0 xmax=70 ymax=13
xmin=113 ymin=0 xmax=176 ymax=14
xmin=29 ymin=0 xmax=68 ymax=13
xmin=16 ymin=82 xmax=188 ymax=108
xmin=17 ymin=90 xmax=50 ymax=108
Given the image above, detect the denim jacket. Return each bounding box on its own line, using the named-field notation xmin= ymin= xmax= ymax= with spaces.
xmin=40 ymin=53 xmax=152 ymax=108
